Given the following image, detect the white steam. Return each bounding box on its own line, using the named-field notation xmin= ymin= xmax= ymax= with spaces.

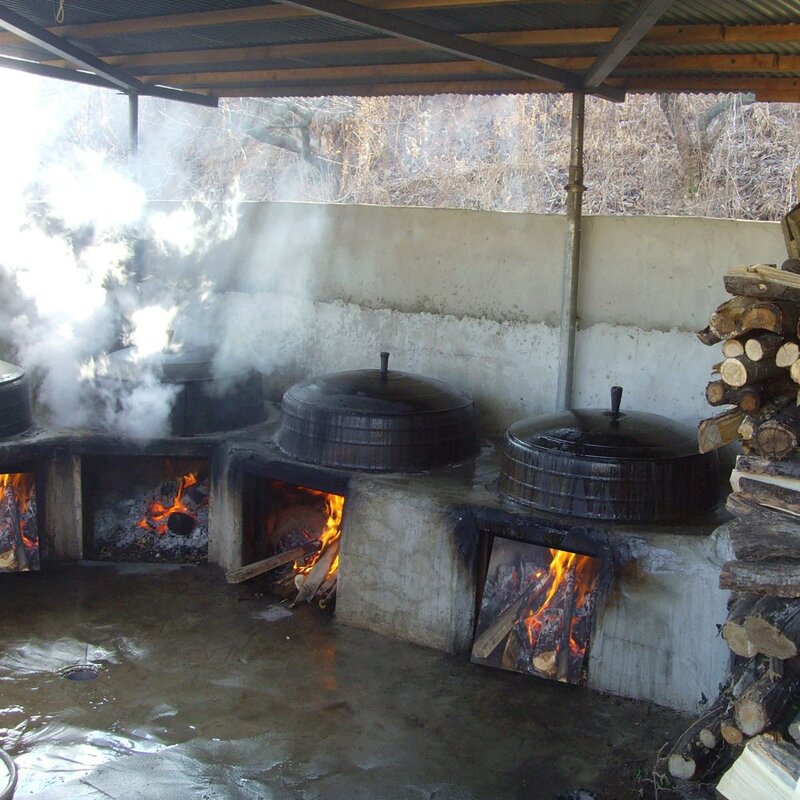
xmin=0 ymin=71 xmax=327 ymax=438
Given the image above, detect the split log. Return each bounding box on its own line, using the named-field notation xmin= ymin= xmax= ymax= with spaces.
xmin=790 ymin=359 xmax=800 ymax=385
xmin=739 ymin=416 xmax=758 ymax=441
xmin=745 ymin=332 xmax=783 ymax=362
xmin=716 ymin=733 xmax=800 ymax=800
xmin=723 ymin=593 xmax=760 ymax=657
xmin=225 ymin=541 xmax=319 ymax=584
xmin=530 ymin=607 xmax=564 ymax=678
xmin=735 ymin=453 xmax=800 ymax=482
xmin=471 ymin=570 xmax=551 ymax=660
xmin=293 ymin=539 xmax=340 ymax=605
xmin=555 ymin=563 xmax=577 ymax=682
xmin=724 ymin=262 xmax=800 ymax=303
xmin=734 ymin=671 xmax=799 ymax=736
xmin=720 ymin=559 xmax=800 ymax=598
xmin=698 ymin=408 xmax=745 ymax=453
xmin=721 ymin=355 xmax=784 ymax=388
xmin=666 ymin=698 xmax=727 ymax=781
xmin=3 ymin=486 xmax=28 ymax=572
xmin=740 ymin=300 xmax=800 ymax=338
xmin=737 ymin=475 xmax=800 ymax=519
xmin=709 ymin=295 xmax=761 ymax=339
xmin=742 ymin=596 xmax=800 ymax=659
xmin=696 ymin=326 xmax=722 ymax=346
xmin=754 ymin=406 xmax=800 ymax=460
xmin=777 ymin=341 xmax=800 ymax=368
xmin=722 ymin=338 xmax=745 ymax=358
xmin=725 ymin=493 xmax=800 ymax=561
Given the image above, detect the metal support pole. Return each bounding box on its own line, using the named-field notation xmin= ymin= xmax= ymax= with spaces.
xmin=128 ymin=93 xmax=139 ymax=159
xmin=556 ymin=91 xmax=586 ymax=410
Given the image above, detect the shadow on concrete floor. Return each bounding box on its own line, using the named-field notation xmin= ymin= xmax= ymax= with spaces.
xmin=0 ymin=564 xmax=689 ymax=799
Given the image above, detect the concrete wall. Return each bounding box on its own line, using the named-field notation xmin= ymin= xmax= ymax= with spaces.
xmin=205 ymin=202 xmax=784 ymax=433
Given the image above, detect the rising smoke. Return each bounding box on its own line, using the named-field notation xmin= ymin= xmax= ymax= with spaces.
xmin=0 ymin=71 xmax=326 ymax=439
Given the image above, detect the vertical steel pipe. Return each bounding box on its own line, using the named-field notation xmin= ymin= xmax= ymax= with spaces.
xmin=128 ymin=93 xmax=139 ymax=159
xmin=556 ymin=92 xmax=586 ymax=410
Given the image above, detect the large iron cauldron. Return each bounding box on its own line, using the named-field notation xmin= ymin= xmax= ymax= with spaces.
xmin=278 ymin=352 xmax=477 ymax=472
xmin=0 ymin=360 xmax=33 ymax=438
xmin=499 ymin=387 xmax=719 ymax=523
xmin=109 ymin=346 xmax=264 ymax=436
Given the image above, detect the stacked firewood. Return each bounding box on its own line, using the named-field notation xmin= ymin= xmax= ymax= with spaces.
xmin=697 ymin=261 xmax=800 ymax=457
xmin=662 ymin=226 xmax=800 ymax=794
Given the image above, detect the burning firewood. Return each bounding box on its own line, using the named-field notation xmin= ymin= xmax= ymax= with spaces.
xmin=226 ymin=540 xmax=320 ymax=584
xmin=2 ymin=485 xmax=28 ymax=572
xmin=293 ymin=538 xmax=340 ymax=606
xmin=471 ymin=569 xmax=552 ymax=660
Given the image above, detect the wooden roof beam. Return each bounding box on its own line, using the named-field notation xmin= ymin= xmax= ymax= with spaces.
xmin=0 ymin=5 xmax=217 ymax=106
xmin=36 ymin=23 xmax=800 ymax=74
xmin=277 ymin=0 xmax=625 ymax=100
xmin=138 ymin=53 xmax=800 ymax=90
xmin=584 ymin=0 xmax=676 ymax=88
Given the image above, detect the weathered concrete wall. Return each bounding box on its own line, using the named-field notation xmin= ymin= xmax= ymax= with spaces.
xmin=588 ymin=527 xmax=733 ymax=714
xmin=210 ymin=202 xmax=784 ymax=433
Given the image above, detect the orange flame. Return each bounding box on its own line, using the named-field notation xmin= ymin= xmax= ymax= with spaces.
xmin=0 ymin=472 xmax=37 ymax=548
xmin=294 ymin=491 xmax=344 ymax=581
xmin=138 ymin=472 xmax=204 ymax=535
xmin=522 ymin=547 xmax=599 ymax=663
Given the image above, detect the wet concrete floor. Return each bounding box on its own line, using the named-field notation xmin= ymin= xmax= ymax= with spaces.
xmin=0 ymin=564 xmax=689 ymax=799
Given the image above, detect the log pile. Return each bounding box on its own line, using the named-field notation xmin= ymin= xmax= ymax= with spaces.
xmin=697 ymin=263 xmax=800 ymax=457
xmin=665 ymin=246 xmax=800 ymax=795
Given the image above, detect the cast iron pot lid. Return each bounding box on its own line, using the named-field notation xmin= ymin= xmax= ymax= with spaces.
xmin=0 ymin=360 xmax=25 ymax=386
xmin=506 ymin=386 xmax=699 ymax=461
xmin=284 ymin=352 xmax=473 ymax=416
xmin=108 ymin=345 xmax=248 ymax=383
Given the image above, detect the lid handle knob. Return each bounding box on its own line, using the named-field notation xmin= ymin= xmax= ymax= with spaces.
xmin=610 ymin=385 xmax=623 ymax=419
xmin=380 ymin=351 xmax=390 ymax=379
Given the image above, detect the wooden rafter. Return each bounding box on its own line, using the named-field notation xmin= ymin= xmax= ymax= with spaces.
xmin=36 ymin=23 xmax=800 ymax=75
xmin=137 ymin=53 xmax=800 ymax=91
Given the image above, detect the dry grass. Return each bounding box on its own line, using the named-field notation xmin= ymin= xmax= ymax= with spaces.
xmin=66 ymin=88 xmax=800 ymax=220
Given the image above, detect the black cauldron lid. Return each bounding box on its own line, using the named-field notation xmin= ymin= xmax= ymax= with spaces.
xmin=108 ymin=345 xmax=247 ymax=383
xmin=0 ymin=360 xmax=25 ymax=385
xmin=506 ymin=386 xmax=699 ymax=460
xmin=284 ymin=352 xmax=473 ymax=416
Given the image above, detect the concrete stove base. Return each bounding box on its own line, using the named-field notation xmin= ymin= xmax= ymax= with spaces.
xmin=4 ymin=407 xmax=732 ymax=714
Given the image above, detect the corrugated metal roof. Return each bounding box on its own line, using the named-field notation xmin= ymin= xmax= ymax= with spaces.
xmin=0 ymin=0 xmax=799 ymax=103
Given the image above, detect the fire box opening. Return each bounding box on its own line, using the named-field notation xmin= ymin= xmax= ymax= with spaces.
xmin=82 ymin=456 xmax=209 ymax=562
xmin=471 ymin=537 xmax=603 ymax=685
xmin=0 ymin=471 xmax=40 ymax=572
xmin=238 ymin=473 xmax=345 ymax=607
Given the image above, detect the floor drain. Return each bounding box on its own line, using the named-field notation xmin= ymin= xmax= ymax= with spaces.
xmin=60 ymin=663 xmax=100 ymax=681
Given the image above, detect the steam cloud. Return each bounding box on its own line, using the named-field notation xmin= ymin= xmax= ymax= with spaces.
xmin=0 ymin=71 xmax=325 ymax=439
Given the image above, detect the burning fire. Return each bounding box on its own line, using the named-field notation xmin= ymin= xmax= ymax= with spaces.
xmin=522 ymin=548 xmax=600 ymax=677
xmin=0 ymin=472 xmax=38 ymax=569
xmin=294 ymin=490 xmax=344 ymax=582
xmin=138 ymin=472 xmax=205 ymax=535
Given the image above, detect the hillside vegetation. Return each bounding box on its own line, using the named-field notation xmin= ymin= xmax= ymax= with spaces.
xmin=71 ymin=88 xmax=800 ymax=220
